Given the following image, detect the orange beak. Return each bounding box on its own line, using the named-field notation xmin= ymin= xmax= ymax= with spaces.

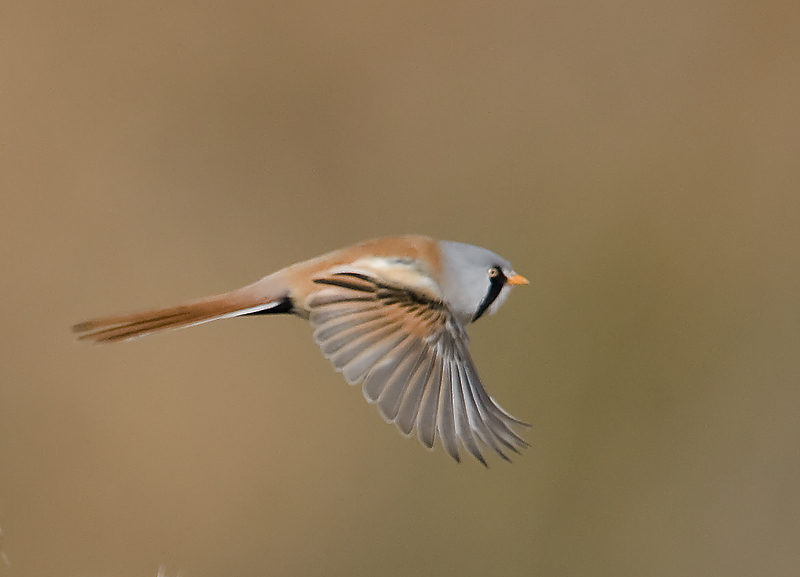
xmin=506 ymin=274 xmax=529 ymax=286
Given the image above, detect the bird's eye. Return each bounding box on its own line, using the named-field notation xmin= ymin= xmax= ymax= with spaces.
xmin=488 ymin=267 xmax=500 ymax=278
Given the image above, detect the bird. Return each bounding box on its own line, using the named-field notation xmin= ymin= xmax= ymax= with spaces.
xmin=72 ymin=235 xmax=529 ymax=465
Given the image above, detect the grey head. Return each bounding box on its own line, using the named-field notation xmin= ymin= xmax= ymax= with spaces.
xmin=437 ymin=240 xmax=526 ymax=324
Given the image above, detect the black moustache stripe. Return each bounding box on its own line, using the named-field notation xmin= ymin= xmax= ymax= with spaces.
xmin=472 ymin=274 xmax=505 ymax=322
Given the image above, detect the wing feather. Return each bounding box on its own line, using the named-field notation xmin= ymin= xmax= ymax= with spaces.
xmin=436 ymin=353 xmax=459 ymax=462
xmin=450 ymin=353 xmax=486 ymax=465
xmin=377 ymin=338 xmax=426 ymax=422
xmin=395 ymin=347 xmax=436 ymax=436
xmin=361 ymin=335 xmax=416 ymax=403
xmin=416 ymin=352 xmax=443 ymax=450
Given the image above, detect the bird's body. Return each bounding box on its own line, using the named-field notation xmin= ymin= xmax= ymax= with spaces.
xmin=73 ymin=235 xmax=528 ymax=464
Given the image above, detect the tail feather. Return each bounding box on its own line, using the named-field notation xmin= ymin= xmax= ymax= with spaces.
xmin=73 ymin=287 xmax=285 ymax=343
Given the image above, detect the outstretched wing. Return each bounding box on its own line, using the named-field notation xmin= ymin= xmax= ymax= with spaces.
xmin=306 ymin=269 xmax=527 ymax=465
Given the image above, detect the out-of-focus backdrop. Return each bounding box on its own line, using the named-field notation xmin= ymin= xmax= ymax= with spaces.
xmin=2 ymin=2 xmax=799 ymax=576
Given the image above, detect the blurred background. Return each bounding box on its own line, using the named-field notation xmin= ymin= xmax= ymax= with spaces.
xmin=2 ymin=1 xmax=799 ymax=576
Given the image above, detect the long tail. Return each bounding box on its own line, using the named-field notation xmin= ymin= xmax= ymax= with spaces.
xmin=72 ymin=283 xmax=288 ymax=344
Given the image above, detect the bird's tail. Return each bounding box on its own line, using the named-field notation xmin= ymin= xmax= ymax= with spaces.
xmin=72 ymin=284 xmax=287 ymax=343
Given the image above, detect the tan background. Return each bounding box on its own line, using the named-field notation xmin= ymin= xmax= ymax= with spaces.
xmin=2 ymin=1 xmax=799 ymax=576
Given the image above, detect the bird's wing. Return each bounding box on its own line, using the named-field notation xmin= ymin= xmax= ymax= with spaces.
xmin=306 ymin=268 xmax=527 ymax=465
